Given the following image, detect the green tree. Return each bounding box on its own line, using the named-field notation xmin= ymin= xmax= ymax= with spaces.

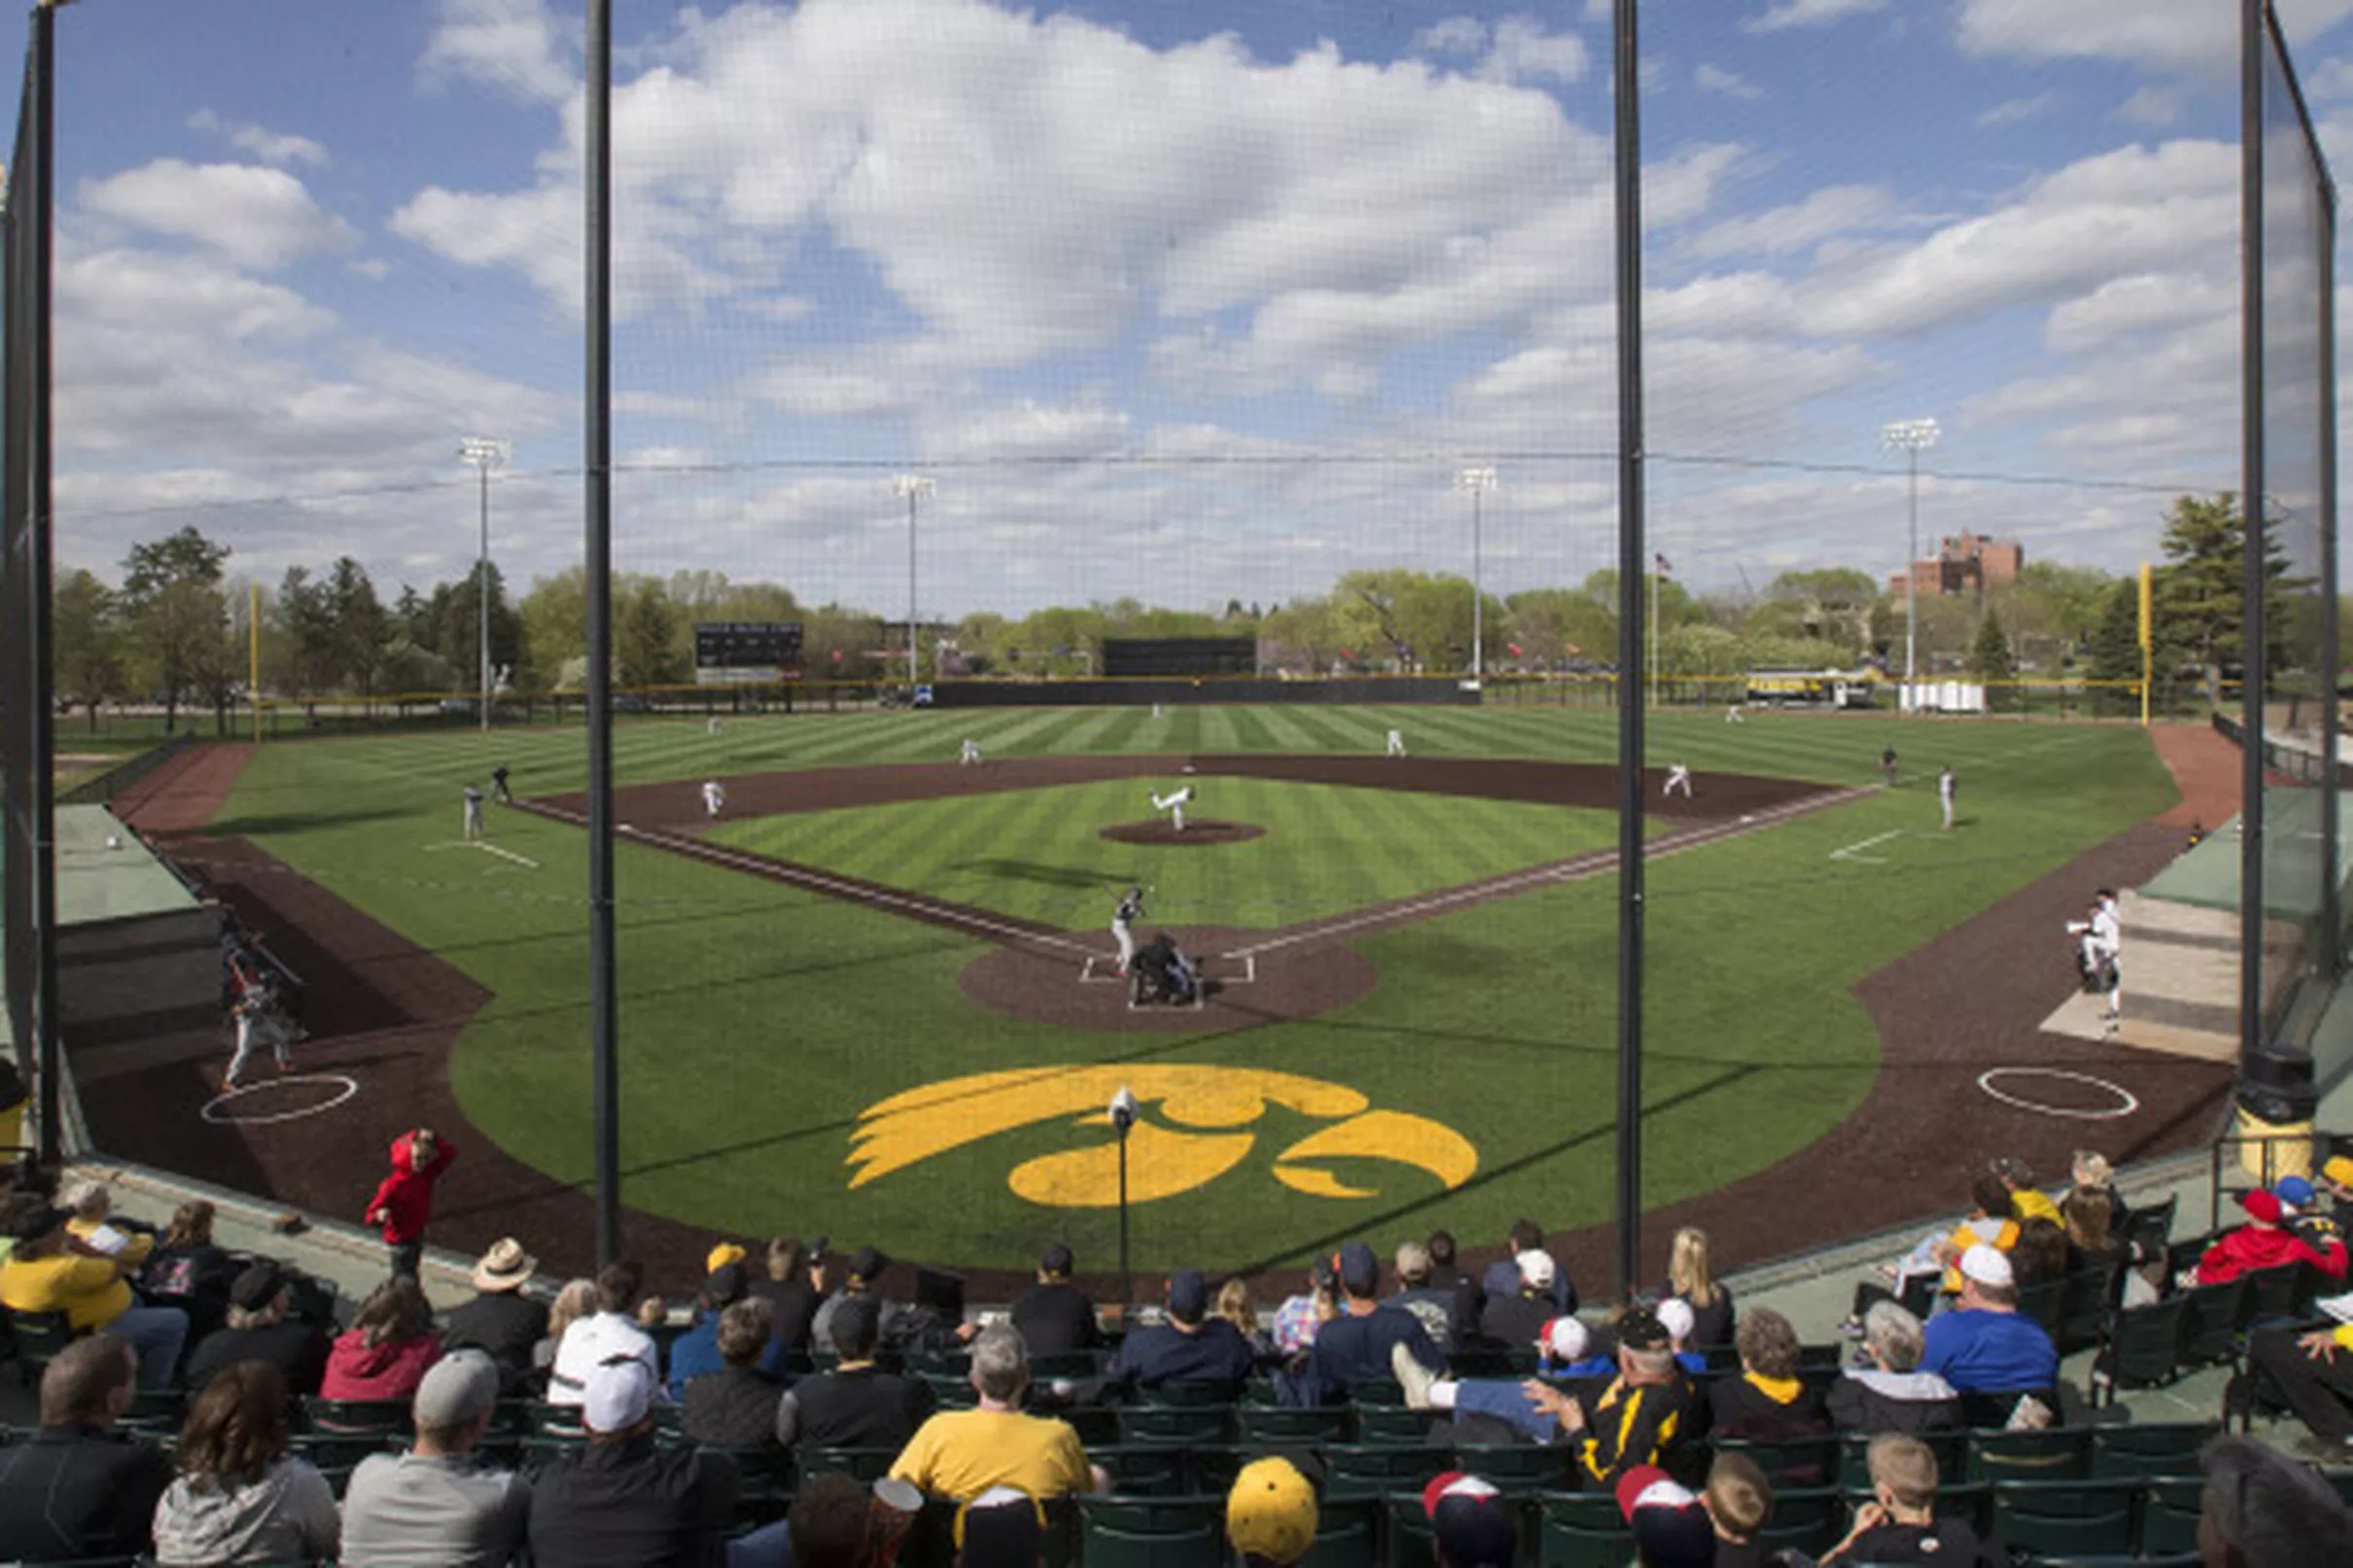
xmin=1998 ymin=561 xmax=2115 ymax=671
xmin=615 ymin=575 xmax=685 ymax=688
xmin=329 ymin=558 xmax=392 ymax=701
xmin=53 ymin=568 xmax=121 ymax=731
xmin=2085 ymin=579 xmax=2143 ymax=717
xmin=118 ymin=526 xmax=230 ymax=732
xmin=518 ymin=568 xmax=588 ymax=687
xmin=1970 ymin=609 xmax=2019 ymax=711
xmin=276 ymin=566 xmax=340 ymax=702
xmin=1755 ymin=568 xmax=1879 ymax=648
xmin=2152 ymin=492 xmax=2301 ymax=704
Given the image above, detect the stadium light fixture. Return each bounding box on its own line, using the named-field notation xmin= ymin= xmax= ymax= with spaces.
xmin=458 ymin=436 xmax=509 ymax=733
xmin=1879 ymin=418 xmax=1939 ymax=710
xmin=893 ymin=474 xmax=935 ymax=697
xmin=1455 ymin=467 xmax=1496 ymax=683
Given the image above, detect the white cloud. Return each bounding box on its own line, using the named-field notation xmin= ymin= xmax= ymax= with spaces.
xmin=1696 ymin=64 xmax=1764 ymax=101
xmin=1413 ymin=17 xmax=1488 ymax=57
xmin=1689 ymin=185 xmax=1889 ymax=260
xmin=2043 ymin=271 xmax=2234 ymax=353
xmin=421 ymin=0 xmax=576 ymax=104
xmin=1958 ymin=0 xmax=2353 ymax=73
xmin=187 ymin=110 xmax=328 ymax=168
xmin=1977 ymin=92 xmax=2059 ymax=128
xmin=80 ymin=161 xmax=357 ymax=270
xmin=2113 ymin=87 xmax=2183 ymax=127
xmin=1744 ymin=0 xmax=1888 ymax=35
xmin=919 ymin=396 xmax=1131 ymax=461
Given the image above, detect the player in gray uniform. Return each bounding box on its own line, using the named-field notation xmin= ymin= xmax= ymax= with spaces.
xmin=463 ymin=784 xmax=485 ymax=840
xmin=1111 ymin=887 xmax=1144 ymax=975
xmin=1938 ymin=766 xmax=1956 ymax=829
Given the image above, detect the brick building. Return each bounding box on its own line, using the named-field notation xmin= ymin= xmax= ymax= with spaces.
xmin=1887 ymin=529 xmax=2023 ymax=598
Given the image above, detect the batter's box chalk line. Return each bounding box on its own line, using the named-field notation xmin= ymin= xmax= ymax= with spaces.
xmin=1083 ymin=954 xmax=1254 ymax=986
xmin=201 ymin=1074 xmax=361 ymax=1127
xmin=1976 ymin=1066 xmax=2139 ymax=1121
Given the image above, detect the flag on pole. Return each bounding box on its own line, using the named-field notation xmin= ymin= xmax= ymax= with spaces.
xmin=1654 ymin=553 xmax=1671 ymax=576
xmin=1507 ymin=642 xmax=1524 ymax=657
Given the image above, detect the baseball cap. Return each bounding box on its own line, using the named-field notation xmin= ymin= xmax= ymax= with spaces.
xmin=1655 ymin=1297 xmax=1696 ymax=1345
xmin=705 ymin=1241 xmax=746 ymax=1274
xmin=1167 ymin=1269 xmax=1209 ymax=1324
xmin=1423 ymin=1472 xmax=1515 ymax=1567
xmin=413 ymin=1348 xmax=500 ymax=1431
xmin=849 ymin=1245 xmax=888 ymax=1283
xmin=229 ymin=1260 xmax=287 ymax=1312
xmin=1539 ymin=1316 xmax=1590 ymax=1361
xmin=1615 ymin=1307 xmax=1670 ymax=1351
xmin=956 ymin=1485 xmax=1046 ymax=1563
xmin=1337 ymin=1240 xmax=1380 ymax=1298
xmin=1959 ymin=1243 xmax=2015 ymax=1288
xmin=1516 ymin=1249 xmax=1556 ymax=1290
xmin=2325 ymin=1155 xmax=2353 ymax=1188
xmin=582 ymin=1357 xmax=656 ymax=1433
xmin=2240 ymin=1189 xmax=2285 ymax=1225
xmin=1039 ymin=1243 xmax=1074 ymax=1277
xmin=704 ymin=1261 xmax=749 ymax=1308
xmin=1395 ymin=1240 xmax=1431 ymax=1282
xmin=1227 ymin=1455 xmax=1318 ymax=1564
xmin=2277 ymin=1176 xmax=2317 ymax=1211
xmin=828 ymin=1295 xmax=883 ymax=1355
xmin=1615 ymin=1465 xmax=1717 ymax=1568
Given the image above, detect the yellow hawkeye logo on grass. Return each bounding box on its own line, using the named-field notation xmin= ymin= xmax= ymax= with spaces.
xmin=848 ymin=1065 xmax=1477 ymax=1208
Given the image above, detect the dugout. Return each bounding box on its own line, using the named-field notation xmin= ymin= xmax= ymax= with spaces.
xmin=1101 ymin=638 xmax=1257 ymax=679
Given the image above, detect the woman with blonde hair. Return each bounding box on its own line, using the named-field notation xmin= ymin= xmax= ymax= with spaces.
xmin=1214 ymin=1275 xmax=1276 ymax=1363
xmin=1664 ymin=1226 xmax=1736 ymax=1349
xmin=531 ymin=1277 xmax=597 ymax=1387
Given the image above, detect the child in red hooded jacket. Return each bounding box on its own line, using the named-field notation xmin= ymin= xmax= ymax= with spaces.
xmin=365 ymin=1127 xmax=456 ymax=1279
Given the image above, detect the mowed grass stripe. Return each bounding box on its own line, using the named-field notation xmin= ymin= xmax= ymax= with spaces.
xmin=1271 ymin=707 xmax=1372 ymax=754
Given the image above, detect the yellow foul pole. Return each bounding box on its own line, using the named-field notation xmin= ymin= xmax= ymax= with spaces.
xmin=249 ymin=581 xmax=262 ymax=744
xmin=2137 ymin=562 xmax=2153 ymax=727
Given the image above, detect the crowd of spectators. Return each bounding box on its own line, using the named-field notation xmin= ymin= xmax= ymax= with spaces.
xmin=2 ymin=1153 xmax=2353 ymax=1564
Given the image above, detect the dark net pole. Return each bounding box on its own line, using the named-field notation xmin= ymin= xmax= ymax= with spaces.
xmin=2239 ymin=0 xmax=2266 ymax=1061
xmin=26 ymin=3 xmax=56 ymax=1168
xmin=1611 ymin=0 xmax=1647 ymax=1301
xmin=585 ymin=0 xmax=620 ymax=1268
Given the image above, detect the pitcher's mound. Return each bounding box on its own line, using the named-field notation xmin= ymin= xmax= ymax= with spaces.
xmin=1100 ymin=819 xmax=1264 ymax=847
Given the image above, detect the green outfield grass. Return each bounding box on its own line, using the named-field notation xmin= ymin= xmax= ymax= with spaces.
xmin=207 ymin=706 xmax=2182 ymax=1272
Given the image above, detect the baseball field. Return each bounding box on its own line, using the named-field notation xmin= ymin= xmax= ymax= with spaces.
xmin=111 ymin=703 xmax=2230 ymax=1292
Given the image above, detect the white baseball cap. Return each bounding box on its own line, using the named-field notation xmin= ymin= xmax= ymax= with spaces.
xmin=1958 ymin=1243 xmax=2015 ymax=1290
xmin=1654 ymin=1298 xmax=1696 ymax=1345
xmin=582 ymin=1357 xmax=656 ymax=1434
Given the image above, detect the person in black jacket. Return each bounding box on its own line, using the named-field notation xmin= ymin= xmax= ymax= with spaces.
xmin=774 ymin=1296 xmax=934 ymax=1451
xmin=682 ymin=1298 xmax=786 ymax=1450
xmin=526 ymin=1358 xmax=737 ymax=1568
xmin=1009 ymin=1243 xmax=1103 ymax=1356
xmin=0 ymin=1335 xmax=175 ymax=1560
xmin=1703 ymin=1308 xmax=1830 ymax=1463
xmin=748 ymin=1235 xmax=821 ymax=1352
xmin=1825 ymin=1302 xmax=1963 ymax=1436
xmin=181 ymin=1261 xmax=332 ymax=1401
xmin=139 ymin=1199 xmax=240 ymax=1344
xmin=442 ymin=1237 xmax=550 ymax=1394
xmin=1105 ymin=1270 xmax=1254 ymax=1391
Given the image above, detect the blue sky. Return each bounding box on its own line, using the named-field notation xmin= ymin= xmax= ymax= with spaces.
xmin=10 ymin=0 xmax=2351 ymax=617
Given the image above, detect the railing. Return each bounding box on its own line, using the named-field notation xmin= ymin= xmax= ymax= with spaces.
xmin=54 ymin=731 xmax=193 ymax=806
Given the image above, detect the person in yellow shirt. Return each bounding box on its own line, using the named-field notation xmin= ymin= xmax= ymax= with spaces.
xmin=59 ymin=1179 xmax=154 ymax=1271
xmin=2248 ymin=1317 xmax=2353 ymax=1460
xmin=1992 ymin=1158 xmax=2060 ymax=1227
xmin=889 ymin=1324 xmax=1107 ymax=1501
xmin=0 ymin=1202 xmax=187 ymax=1389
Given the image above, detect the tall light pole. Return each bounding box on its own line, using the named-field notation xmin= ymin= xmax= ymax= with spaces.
xmin=1455 ymin=467 xmax=1495 ymax=683
xmin=1880 ymin=418 xmax=1939 ymax=711
xmin=458 ymin=436 xmax=509 ymax=733
xmin=893 ymin=474 xmax=933 ymax=696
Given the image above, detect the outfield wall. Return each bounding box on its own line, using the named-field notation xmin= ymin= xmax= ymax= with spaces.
xmin=924 ymin=677 xmax=1483 ymax=708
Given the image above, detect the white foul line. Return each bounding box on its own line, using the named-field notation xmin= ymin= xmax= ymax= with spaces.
xmin=1829 ymin=828 xmax=1903 ymax=865
xmin=423 ymin=840 xmax=540 ymax=869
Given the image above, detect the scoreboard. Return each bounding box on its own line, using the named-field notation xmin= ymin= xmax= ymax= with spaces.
xmin=694 ymin=621 xmax=803 ymax=670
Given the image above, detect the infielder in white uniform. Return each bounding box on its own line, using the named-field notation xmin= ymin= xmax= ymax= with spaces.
xmin=463 ymin=784 xmax=485 ymax=841
xmin=2067 ymin=889 xmax=2123 ymax=1035
xmin=1663 ymin=762 xmax=1693 ymax=798
xmin=702 ymin=780 xmax=725 ymax=819
xmin=960 ymin=738 xmax=982 ymax=765
xmin=1386 ymin=728 xmax=1407 ymax=757
xmin=224 ymin=987 xmax=299 ymax=1090
xmin=1938 ymin=767 xmax=1956 ymax=830
xmin=1725 ymin=705 xmax=1745 ymax=723
xmin=1110 ymin=887 xmax=1144 ymax=974
xmin=1149 ymin=785 xmax=1194 ymax=833
xmin=706 ymin=715 xmax=722 ymax=737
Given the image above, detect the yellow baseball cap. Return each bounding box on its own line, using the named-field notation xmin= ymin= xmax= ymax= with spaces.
xmin=1227 ymin=1456 xmax=1318 ymax=1565
xmin=2325 ymin=1155 xmax=2353 ymax=1189
xmin=706 ymin=1241 xmax=747 ymax=1273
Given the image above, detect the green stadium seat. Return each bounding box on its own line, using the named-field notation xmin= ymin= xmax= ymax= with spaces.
xmin=1137 ymin=1378 xmax=1241 ymax=1408
xmin=1075 ymin=1492 xmax=1225 ymax=1567
xmin=1352 ymin=1401 xmax=1440 ymax=1446
xmin=1094 ymin=1444 xmax=1188 ymax=1496
xmin=1987 ymin=1477 xmax=2137 ymax=1562
xmin=1842 ymin=1481 xmax=1992 ymax=1539
xmin=795 ymin=1444 xmax=899 ymax=1482
xmin=0 ymin=1307 xmax=77 ymax=1384
xmin=2123 ymin=1194 xmax=2177 ymax=1263
xmin=2014 ymin=1276 xmax=2067 ymax=1342
xmin=1446 ymin=1346 xmax=1538 ymax=1378
xmin=1965 ymin=1425 xmax=2093 ymax=1483
xmin=2240 ymin=1262 xmax=2313 ymax=1327
xmin=1296 ymin=1493 xmax=1380 ymax=1568
xmin=2056 ymin=1260 xmax=2123 ymax=1354
xmin=115 ymin=1387 xmax=185 ymax=1438
xmin=2146 ymin=1476 xmax=2211 ymax=1560
xmin=2177 ymin=1274 xmax=2249 ymax=1369
xmin=700 ymin=1444 xmax=790 ymax=1525
xmin=1115 ymin=1402 xmax=1235 ymax=1448
xmin=1323 ymin=1442 xmax=1453 ymax=1500
xmin=1384 ymin=1489 xmax=1443 ymax=1568
xmin=2088 ymin=1419 xmax=2219 ymax=1480
xmin=1236 ymin=1402 xmax=1354 ymax=1446
xmin=1710 ymin=1433 xmax=1841 ymax=1488
xmin=1535 ymin=1488 xmax=1634 ymax=1568
xmin=1750 ymin=1485 xmax=1844 ymax=1558
xmin=1449 ymin=1442 xmax=1572 ymax=1495
xmin=2089 ymin=1292 xmax=2189 ymax=1406
xmin=524 ymin=1400 xmax=591 ymax=1442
